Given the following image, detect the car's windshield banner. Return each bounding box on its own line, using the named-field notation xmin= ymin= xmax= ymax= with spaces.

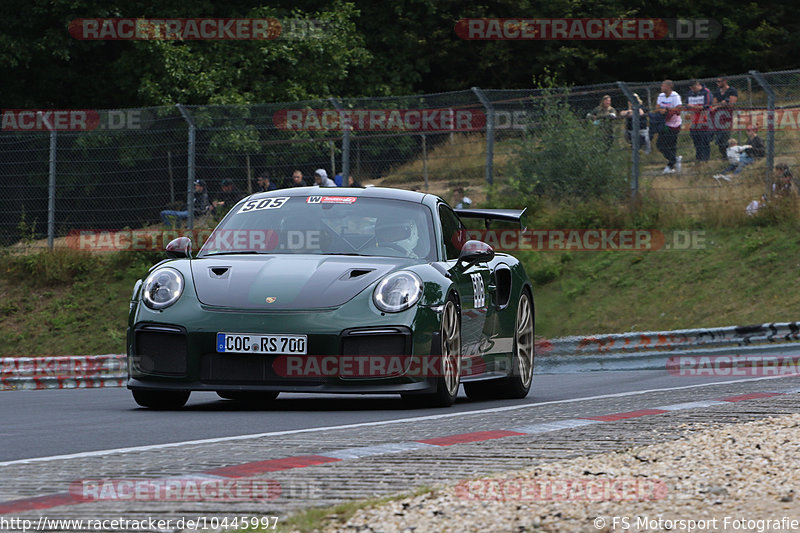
xmin=306 ymin=196 xmax=357 ymax=204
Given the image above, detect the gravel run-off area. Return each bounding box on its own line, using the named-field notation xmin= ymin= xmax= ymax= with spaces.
xmin=313 ymin=414 xmax=800 ymax=533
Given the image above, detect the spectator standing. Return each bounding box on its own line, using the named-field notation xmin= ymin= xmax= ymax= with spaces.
xmin=347 ymin=175 xmax=363 ymax=187
xmin=588 ymin=95 xmax=618 ymax=150
xmin=686 ymin=80 xmax=714 ymax=162
xmin=160 ymin=179 xmax=211 ymax=227
xmin=655 ymin=80 xmax=682 ymax=174
xmin=314 ymin=168 xmax=336 ymax=187
xmin=619 ymin=93 xmax=650 ymax=154
xmin=334 ymin=173 xmax=344 ymax=187
xmin=711 ymin=76 xmax=739 ymax=160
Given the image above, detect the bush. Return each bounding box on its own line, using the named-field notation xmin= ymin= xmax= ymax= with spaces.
xmin=510 ymin=89 xmax=629 ymax=201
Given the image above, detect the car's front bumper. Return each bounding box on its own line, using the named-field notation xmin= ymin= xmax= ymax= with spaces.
xmin=127 ymin=306 xmax=443 ymax=395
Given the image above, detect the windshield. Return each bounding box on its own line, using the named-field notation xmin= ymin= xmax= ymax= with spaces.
xmin=198 ymin=195 xmax=436 ymax=261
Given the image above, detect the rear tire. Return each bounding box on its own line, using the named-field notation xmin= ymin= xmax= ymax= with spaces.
xmin=403 ymin=295 xmax=461 ymax=408
xmin=132 ymin=390 xmax=190 ymax=409
xmin=464 ymin=289 xmax=534 ymax=400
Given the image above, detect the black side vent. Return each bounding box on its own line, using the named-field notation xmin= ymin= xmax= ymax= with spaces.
xmin=349 ymin=269 xmax=373 ymax=279
xmin=210 ymin=267 xmax=230 ymax=278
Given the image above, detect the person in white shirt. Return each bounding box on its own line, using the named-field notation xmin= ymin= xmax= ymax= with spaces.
xmin=713 ymin=139 xmax=750 ymax=182
xmin=655 ymin=80 xmax=683 ymax=174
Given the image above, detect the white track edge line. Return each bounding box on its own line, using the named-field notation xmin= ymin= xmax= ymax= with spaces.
xmin=0 ymin=374 xmax=794 ymax=467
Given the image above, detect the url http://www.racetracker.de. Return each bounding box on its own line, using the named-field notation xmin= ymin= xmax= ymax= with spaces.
xmin=0 ymin=515 xmax=279 ymax=532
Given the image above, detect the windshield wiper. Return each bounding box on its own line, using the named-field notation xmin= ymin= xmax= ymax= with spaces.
xmin=324 ymin=252 xmax=370 ymax=256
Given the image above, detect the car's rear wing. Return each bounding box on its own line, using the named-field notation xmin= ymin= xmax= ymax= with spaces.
xmin=454 ymin=208 xmax=527 ymax=230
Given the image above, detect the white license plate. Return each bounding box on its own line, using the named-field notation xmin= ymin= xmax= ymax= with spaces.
xmin=216 ymin=333 xmax=307 ymax=355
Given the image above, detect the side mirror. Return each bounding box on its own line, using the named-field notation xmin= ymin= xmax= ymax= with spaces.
xmin=166 ymin=237 xmax=192 ymax=259
xmin=458 ymin=240 xmax=494 ymax=267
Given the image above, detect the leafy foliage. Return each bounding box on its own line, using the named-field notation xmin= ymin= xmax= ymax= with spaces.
xmin=510 ymin=89 xmax=629 ymax=201
xmin=1 ymin=0 xmax=798 ymax=107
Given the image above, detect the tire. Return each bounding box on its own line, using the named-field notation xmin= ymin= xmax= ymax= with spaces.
xmin=464 ymin=289 xmax=534 ymax=400
xmin=217 ymin=391 xmax=279 ymax=403
xmin=132 ymin=390 xmax=190 ymax=409
xmin=403 ymin=295 xmax=461 ymax=407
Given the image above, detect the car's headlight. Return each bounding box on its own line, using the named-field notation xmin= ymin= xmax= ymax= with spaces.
xmin=373 ymin=271 xmax=422 ymax=313
xmin=142 ymin=268 xmax=184 ymax=310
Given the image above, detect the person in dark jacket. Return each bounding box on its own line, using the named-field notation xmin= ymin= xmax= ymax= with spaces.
xmin=212 ymin=178 xmax=244 ymax=216
xmin=160 ymin=179 xmax=211 ymax=227
xmin=619 ymin=93 xmax=650 ymax=154
xmin=711 ymin=76 xmax=739 ymax=160
xmin=686 ymin=80 xmax=714 ymax=162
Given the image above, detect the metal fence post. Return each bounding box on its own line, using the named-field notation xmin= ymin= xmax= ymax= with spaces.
xmin=749 ymin=71 xmax=775 ymax=196
xmin=176 ymin=104 xmax=197 ymax=229
xmin=329 ymin=141 xmax=336 ymax=177
xmin=421 ymin=134 xmax=429 ymax=190
xmin=37 ymin=111 xmax=57 ymax=250
xmin=47 ymin=128 xmax=56 ymax=250
xmin=617 ymin=82 xmax=640 ymax=203
xmin=167 ymin=150 xmax=174 ymax=203
xmin=329 ymin=97 xmax=350 ymax=182
xmin=471 ymin=87 xmax=494 ymax=186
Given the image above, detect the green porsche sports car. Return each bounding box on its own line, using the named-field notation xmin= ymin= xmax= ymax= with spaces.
xmin=127 ymin=186 xmax=534 ymax=408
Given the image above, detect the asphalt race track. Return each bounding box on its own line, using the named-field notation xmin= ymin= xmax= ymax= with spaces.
xmin=2 ymin=347 xmax=799 ymax=527
xmin=3 ymin=355 xmax=799 ymax=462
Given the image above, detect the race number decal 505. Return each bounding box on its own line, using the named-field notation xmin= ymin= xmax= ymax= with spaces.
xmin=470 ymin=273 xmax=485 ymax=308
xmin=239 ymin=197 xmax=289 ymax=213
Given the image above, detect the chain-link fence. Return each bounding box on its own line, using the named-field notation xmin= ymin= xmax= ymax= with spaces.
xmin=3 ymin=69 xmax=800 ymax=249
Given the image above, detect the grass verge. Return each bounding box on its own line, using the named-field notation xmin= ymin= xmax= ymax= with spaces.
xmin=0 ymin=249 xmax=159 ymax=355
xmin=248 ymin=485 xmax=435 ymax=533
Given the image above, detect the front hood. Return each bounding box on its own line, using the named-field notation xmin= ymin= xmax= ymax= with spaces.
xmin=190 ymin=255 xmax=415 ymax=309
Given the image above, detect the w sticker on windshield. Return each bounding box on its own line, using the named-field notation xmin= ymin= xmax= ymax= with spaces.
xmin=306 ymin=196 xmax=357 ymax=204
xmin=238 ymin=197 xmax=289 ymax=213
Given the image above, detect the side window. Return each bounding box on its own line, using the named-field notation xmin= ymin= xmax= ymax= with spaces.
xmin=438 ymin=204 xmax=463 ymax=261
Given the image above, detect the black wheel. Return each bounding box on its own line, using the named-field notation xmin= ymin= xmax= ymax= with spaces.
xmin=464 ymin=289 xmax=534 ymax=400
xmin=132 ymin=390 xmax=190 ymax=409
xmin=403 ymin=295 xmax=461 ymax=407
xmin=217 ymin=391 xmax=279 ymax=403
